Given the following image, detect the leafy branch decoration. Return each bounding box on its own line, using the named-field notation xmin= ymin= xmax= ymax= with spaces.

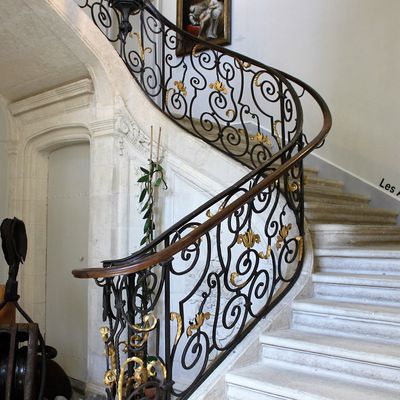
xmin=138 ymin=127 xmax=167 ymax=246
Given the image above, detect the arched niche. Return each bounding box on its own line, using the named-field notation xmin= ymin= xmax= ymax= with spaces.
xmin=12 ymin=125 xmax=91 ymax=331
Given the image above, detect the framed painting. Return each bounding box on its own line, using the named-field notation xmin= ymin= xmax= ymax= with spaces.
xmin=176 ymin=0 xmax=232 ymax=56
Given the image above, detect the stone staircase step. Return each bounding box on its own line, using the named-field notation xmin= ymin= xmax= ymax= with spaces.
xmin=303 ymin=166 xmax=319 ymax=177
xmin=305 ymin=203 xmax=397 ymax=225
xmin=226 ymin=363 xmax=400 ymax=400
xmin=292 ymin=298 xmax=400 ymax=344
xmin=305 ymin=176 xmax=344 ymax=192
xmin=310 ymin=224 xmax=400 ymax=247
xmin=304 ymin=175 xmax=344 ymax=190
xmin=312 ymin=273 xmax=400 ymax=305
xmin=305 ymin=188 xmax=370 ymax=206
xmin=315 ymin=247 xmax=400 ymax=275
xmin=260 ymin=330 xmax=400 ymax=391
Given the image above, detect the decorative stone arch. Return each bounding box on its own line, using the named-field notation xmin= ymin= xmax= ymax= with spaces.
xmin=13 ymin=124 xmax=92 ymax=329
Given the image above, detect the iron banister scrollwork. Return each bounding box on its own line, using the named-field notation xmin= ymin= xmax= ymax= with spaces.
xmin=72 ymin=0 xmax=332 ymax=399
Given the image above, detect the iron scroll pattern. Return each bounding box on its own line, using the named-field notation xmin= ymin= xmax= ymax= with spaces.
xmin=75 ymin=0 xmax=302 ymax=170
xmin=72 ymin=0 xmax=330 ymax=399
xmin=95 ymin=165 xmax=305 ymax=399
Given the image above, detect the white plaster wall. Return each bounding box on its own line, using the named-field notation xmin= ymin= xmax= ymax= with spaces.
xmin=160 ymin=0 xmax=400 ymax=202
xmin=0 ymin=100 xmax=9 ymax=282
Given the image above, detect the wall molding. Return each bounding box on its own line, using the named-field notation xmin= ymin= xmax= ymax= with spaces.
xmin=9 ymin=78 xmax=93 ymax=117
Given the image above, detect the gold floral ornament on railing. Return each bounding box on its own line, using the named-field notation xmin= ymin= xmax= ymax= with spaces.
xmin=174 ymin=80 xmax=187 ymax=96
xmin=166 ymin=81 xmax=188 ymax=103
xmin=276 ymin=223 xmax=292 ymax=250
xmin=206 ymin=199 xmax=228 ymax=219
xmin=100 ymin=311 xmax=166 ymax=399
xmin=296 ymin=236 xmax=304 ymax=262
xmin=209 ymin=81 xmax=228 ymax=95
xmin=129 ymin=312 xmax=158 ymax=349
xmin=250 ymin=132 xmax=272 ymax=147
xmin=237 ymin=229 xmax=261 ymax=249
xmin=100 ymin=327 xmax=118 ymax=388
xmin=130 ymin=32 xmax=152 ymax=61
xmin=170 ymin=312 xmax=183 ymax=345
xmin=118 ymin=357 xmax=167 ymax=400
xmin=258 ymin=244 xmax=272 ymax=260
xmin=288 ymin=180 xmax=300 ymax=193
xmin=230 ymin=272 xmax=250 ymax=289
xmin=187 ymin=312 xmax=211 ymax=337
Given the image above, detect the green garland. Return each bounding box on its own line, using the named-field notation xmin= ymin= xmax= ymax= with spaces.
xmin=137 ymin=129 xmax=167 ymax=246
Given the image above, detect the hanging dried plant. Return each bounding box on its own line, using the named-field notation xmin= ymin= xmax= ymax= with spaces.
xmin=138 ymin=127 xmax=167 ymax=246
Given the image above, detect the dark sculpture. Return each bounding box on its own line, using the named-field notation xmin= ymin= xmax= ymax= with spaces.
xmin=0 ymin=217 xmax=72 ymax=400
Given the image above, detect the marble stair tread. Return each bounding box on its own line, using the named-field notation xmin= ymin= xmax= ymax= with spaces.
xmin=292 ymin=298 xmax=400 ymax=323
xmin=310 ymin=223 xmax=400 ymax=235
xmin=305 ymin=203 xmax=397 ymax=225
xmin=305 ymin=188 xmax=370 ymax=205
xmin=226 ymin=363 xmax=400 ymax=400
xmin=305 ymin=176 xmax=344 ymax=191
xmin=310 ymin=224 xmax=400 ymax=247
xmin=260 ymin=329 xmax=400 ymax=366
xmin=315 ymin=247 xmax=400 ymax=274
xmin=314 ymin=247 xmax=400 ymax=257
xmin=312 ymin=272 xmax=400 ymax=287
xmin=303 ymin=166 xmax=319 ymax=177
xmin=305 ymin=202 xmax=397 ymax=217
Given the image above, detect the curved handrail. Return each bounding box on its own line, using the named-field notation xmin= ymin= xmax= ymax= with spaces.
xmin=72 ymin=54 xmax=331 ymax=279
xmin=73 ymin=97 xmax=329 ymax=278
xmin=72 ymin=1 xmax=331 ymax=399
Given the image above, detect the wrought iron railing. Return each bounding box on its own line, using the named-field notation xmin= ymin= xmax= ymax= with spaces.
xmin=73 ymin=1 xmax=332 ymax=399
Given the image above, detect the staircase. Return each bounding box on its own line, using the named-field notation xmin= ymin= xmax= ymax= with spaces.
xmin=69 ymin=1 xmax=400 ymax=399
xmin=226 ymin=167 xmax=400 ymax=400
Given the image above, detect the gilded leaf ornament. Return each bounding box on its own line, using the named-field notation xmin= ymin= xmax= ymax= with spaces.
xmin=236 ymin=58 xmax=252 ymax=70
xmin=237 ymin=229 xmax=261 ymax=249
xmin=230 ymin=272 xmax=249 ymax=289
xmin=131 ymin=312 xmax=158 ymax=333
xmin=187 ymin=312 xmax=211 ymax=337
xmin=174 ymin=80 xmax=187 ymax=96
xmin=288 ymin=181 xmax=299 ymax=193
xmin=250 ymin=132 xmax=272 ymax=147
xmin=170 ymin=312 xmax=183 ymax=345
xmin=206 ymin=200 xmax=228 ymax=219
xmin=100 ymin=326 xmax=110 ymax=342
xmin=131 ymin=32 xmax=152 ymax=61
xmin=117 ymin=356 xmax=167 ymax=400
xmin=296 ymin=236 xmax=304 ymax=262
xmin=129 ymin=331 xmax=150 ymax=349
xmin=209 ymin=81 xmax=228 ymax=95
xmin=192 ymin=44 xmax=201 ymax=57
xmin=104 ymin=369 xmax=117 ymax=387
xmin=276 ymin=224 xmax=292 ymax=250
xmin=259 ymin=245 xmax=272 ymax=260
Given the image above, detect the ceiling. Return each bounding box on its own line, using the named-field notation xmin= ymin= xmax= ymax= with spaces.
xmin=0 ymin=0 xmax=89 ymax=102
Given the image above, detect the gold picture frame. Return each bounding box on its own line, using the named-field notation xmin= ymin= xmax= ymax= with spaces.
xmin=176 ymin=0 xmax=232 ymax=56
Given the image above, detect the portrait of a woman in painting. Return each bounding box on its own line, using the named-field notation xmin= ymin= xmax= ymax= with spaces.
xmin=177 ymin=0 xmax=231 ymax=55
